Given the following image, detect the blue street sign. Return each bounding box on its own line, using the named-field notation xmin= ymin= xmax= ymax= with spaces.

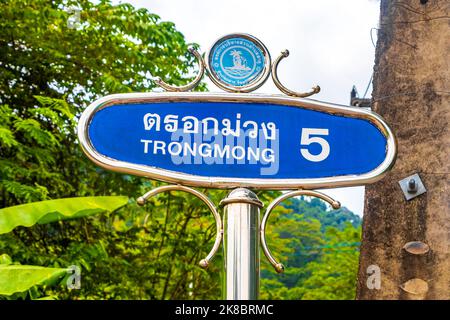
xmin=78 ymin=92 xmax=396 ymax=190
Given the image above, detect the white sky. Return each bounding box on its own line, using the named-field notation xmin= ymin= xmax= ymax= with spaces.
xmin=113 ymin=0 xmax=381 ymax=216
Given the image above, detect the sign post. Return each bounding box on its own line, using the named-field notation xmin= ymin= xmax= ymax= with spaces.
xmin=221 ymin=188 xmax=263 ymax=300
xmin=78 ymin=33 xmax=397 ymax=300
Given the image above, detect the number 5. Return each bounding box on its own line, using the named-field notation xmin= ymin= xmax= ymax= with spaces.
xmin=300 ymin=128 xmax=330 ymax=162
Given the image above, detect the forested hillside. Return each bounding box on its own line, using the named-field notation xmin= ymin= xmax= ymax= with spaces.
xmin=260 ymin=197 xmax=361 ymax=300
xmin=285 ymin=197 xmax=362 ymax=231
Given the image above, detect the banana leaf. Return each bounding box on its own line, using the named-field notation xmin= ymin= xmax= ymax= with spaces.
xmin=0 ymin=265 xmax=68 ymax=296
xmin=0 ymin=196 xmax=128 ymax=234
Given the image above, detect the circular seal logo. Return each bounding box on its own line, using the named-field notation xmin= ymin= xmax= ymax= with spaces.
xmin=207 ymin=34 xmax=271 ymax=92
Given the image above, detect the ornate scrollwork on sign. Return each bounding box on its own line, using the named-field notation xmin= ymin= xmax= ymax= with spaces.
xmin=154 ymin=33 xmax=320 ymax=97
xmin=154 ymin=47 xmax=205 ymax=92
xmin=260 ymin=189 xmax=340 ymax=273
xmin=137 ymin=185 xmax=223 ymax=269
xmin=271 ymin=50 xmax=321 ymax=98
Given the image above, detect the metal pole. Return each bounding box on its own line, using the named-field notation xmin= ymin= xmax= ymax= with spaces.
xmin=220 ymin=188 xmax=263 ymax=300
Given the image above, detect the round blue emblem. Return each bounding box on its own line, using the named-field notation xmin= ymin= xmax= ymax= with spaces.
xmin=207 ymin=34 xmax=270 ymax=92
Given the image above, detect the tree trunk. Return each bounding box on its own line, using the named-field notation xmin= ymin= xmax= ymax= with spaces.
xmin=357 ymin=0 xmax=449 ymax=300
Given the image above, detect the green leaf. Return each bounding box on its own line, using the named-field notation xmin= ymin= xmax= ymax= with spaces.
xmin=0 ymin=127 xmax=18 ymax=147
xmin=0 ymin=265 xmax=68 ymax=296
xmin=14 ymin=118 xmax=59 ymax=147
xmin=0 ymin=196 xmax=128 ymax=234
xmin=0 ymin=254 xmax=12 ymax=265
xmin=34 ymin=95 xmax=74 ymax=120
xmin=1 ymin=180 xmax=48 ymax=203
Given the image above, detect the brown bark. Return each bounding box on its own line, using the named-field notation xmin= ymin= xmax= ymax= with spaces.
xmin=357 ymin=0 xmax=449 ymax=299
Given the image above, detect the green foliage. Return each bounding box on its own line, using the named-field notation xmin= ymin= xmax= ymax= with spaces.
xmin=0 ymin=185 xmax=232 ymax=300
xmin=0 ymin=0 xmax=198 ymax=207
xmin=299 ymin=224 xmax=361 ymax=300
xmin=0 ymin=0 xmax=222 ymax=300
xmin=0 ymin=0 xmax=196 ymax=105
xmin=0 ymin=253 xmax=12 ymax=265
xmin=0 ymin=264 xmax=68 ymax=297
xmin=0 ymin=196 xmax=128 ymax=299
xmin=0 ymin=196 xmax=128 ymax=234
